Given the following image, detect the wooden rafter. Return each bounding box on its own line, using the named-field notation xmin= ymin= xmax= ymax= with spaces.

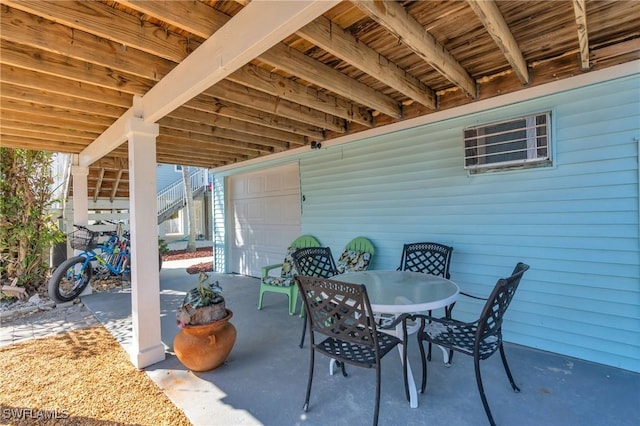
xmin=0 ymin=2 xmax=339 ymax=137
xmin=260 ymin=42 xmax=402 ymax=118
xmin=297 ymin=16 xmax=436 ymax=109
xmin=0 ymin=0 xmax=637 ymax=182
xmin=572 ymin=0 xmax=590 ymax=70
xmin=353 ymin=0 xmax=477 ymax=99
xmin=110 ymin=168 xmax=124 ymax=202
xmin=227 ymin=63 xmax=374 ymax=127
xmin=93 ymin=167 xmax=105 ymax=202
xmin=119 ymin=0 xmax=382 ymax=123
xmin=467 ymin=0 xmax=530 ymax=85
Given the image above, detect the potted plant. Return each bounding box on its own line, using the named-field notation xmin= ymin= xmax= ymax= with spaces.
xmin=173 ymin=272 xmax=236 ymax=372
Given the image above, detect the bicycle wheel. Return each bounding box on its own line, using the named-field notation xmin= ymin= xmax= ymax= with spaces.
xmin=48 ymin=256 xmax=93 ymax=303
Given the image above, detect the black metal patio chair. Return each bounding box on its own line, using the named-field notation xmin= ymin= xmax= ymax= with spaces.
xmin=412 ymin=262 xmax=530 ymax=426
xmin=397 ymin=241 xmax=453 ymax=278
xmin=396 ymin=241 xmax=454 ymax=359
xmin=294 ymin=275 xmax=409 ymax=426
xmin=291 ymin=247 xmax=340 ymax=349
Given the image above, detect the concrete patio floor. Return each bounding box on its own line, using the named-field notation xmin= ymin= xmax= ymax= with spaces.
xmin=80 ymin=260 xmax=640 ymax=426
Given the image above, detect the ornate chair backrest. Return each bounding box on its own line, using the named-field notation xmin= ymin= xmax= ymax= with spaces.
xmin=295 ymin=276 xmax=377 ymax=349
xmin=280 ymin=235 xmax=320 ymax=279
xmin=291 ymin=247 xmax=339 ymax=278
xmin=398 ymin=242 xmax=453 ymax=278
xmin=337 ymin=237 xmax=375 ymax=274
xmin=476 ymin=263 xmax=530 ymax=357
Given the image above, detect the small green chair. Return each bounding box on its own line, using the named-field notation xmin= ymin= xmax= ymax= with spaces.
xmin=336 ymin=236 xmax=375 ymax=273
xmin=258 ymin=235 xmax=320 ymax=315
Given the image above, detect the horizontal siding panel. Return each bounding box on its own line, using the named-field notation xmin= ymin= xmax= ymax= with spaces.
xmin=508 ymin=321 xmax=639 ymax=363
xmin=506 ymin=330 xmax=640 ymax=372
xmin=296 ymin=75 xmax=640 ymax=372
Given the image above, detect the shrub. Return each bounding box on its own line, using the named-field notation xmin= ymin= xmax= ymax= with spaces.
xmin=0 ymin=148 xmax=64 ymax=294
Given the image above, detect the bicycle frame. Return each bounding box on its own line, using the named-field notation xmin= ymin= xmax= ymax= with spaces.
xmin=74 ymin=237 xmax=130 ymax=277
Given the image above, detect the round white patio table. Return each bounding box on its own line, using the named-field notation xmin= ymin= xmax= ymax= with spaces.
xmin=333 ymin=270 xmax=459 ymax=408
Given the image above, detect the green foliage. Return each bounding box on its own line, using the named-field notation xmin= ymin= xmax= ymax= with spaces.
xmin=158 ymin=238 xmax=170 ymax=255
xmin=0 ymin=148 xmax=64 ymax=293
xmin=180 ymin=272 xmax=223 ymax=308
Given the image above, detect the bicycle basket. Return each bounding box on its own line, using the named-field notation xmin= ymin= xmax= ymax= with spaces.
xmin=69 ymin=228 xmax=99 ymax=251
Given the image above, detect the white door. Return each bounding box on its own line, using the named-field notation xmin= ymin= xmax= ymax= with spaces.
xmin=228 ymin=163 xmax=301 ymax=277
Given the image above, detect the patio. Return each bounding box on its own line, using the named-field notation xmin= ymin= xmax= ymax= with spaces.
xmin=81 ymin=261 xmax=640 ymax=426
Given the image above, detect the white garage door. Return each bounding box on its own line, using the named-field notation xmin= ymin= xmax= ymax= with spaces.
xmin=228 ymin=163 xmax=301 ymax=277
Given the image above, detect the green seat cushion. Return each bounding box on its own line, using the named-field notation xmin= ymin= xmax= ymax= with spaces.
xmin=262 ymin=276 xmax=296 ymax=287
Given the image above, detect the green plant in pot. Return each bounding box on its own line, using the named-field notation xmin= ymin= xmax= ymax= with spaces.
xmin=176 ymin=272 xmax=226 ymax=327
xmin=173 ymin=272 xmax=236 ymax=372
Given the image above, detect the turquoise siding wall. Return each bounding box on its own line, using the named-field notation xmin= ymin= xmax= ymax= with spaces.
xmin=299 ymin=74 xmax=640 ymax=372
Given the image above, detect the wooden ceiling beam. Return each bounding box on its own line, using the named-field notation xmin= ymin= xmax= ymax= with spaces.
xmin=260 ymin=43 xmax=402 ymax=118
xmin=297 ymin=15 xmax=436 ymax=109
xmin=205 ymin=79 xmax=345 ymax=133
xmin=467 ymin=0 xmax=529 ymax=85
xmin=92 ymin=157 xmax=129 ymax=169
xmin=158 ymin=117 xmax=291 ymax=152
xmin=116 ymin=0 xmax=226 ymax=40
xmin=0 ymin=39 xmax=152 ymax=96
xmin=353 ymin=0 xmax=477 ymax=99
xmin=0 ymin=5 xmax=175 ymax=81
xmin=0 ymin=63 xmax=134 ymax=108
xmin=93 ymin=168 xmax=105 ymax=202
xmin=159 ymin=124 xmax=280 ymax=155
xmin=1 ymin=40 xmax=325 ymax=140
xmin=0 ymin=118 xmax=98 ymax=140
xmin=184 ymin=97 xmax=326 ymax=140
xmin=571 ymin=0 xmax=590 ymax=70
xmin=168 ymin=105 xmax=306 ymax=145
xmin=156 ymin=136 xmax=255 ymax=161
xmin=3 ymin=0 xmax=191 ymax=63
xmin=0 ymin=5 xmax=340 ymax=138
xmin=110 ymin=169 xmax=124 ymax=202
xmin=227 ymin=62 xmax=374 ymax=127
xmin=8 ymin=0 xmax=341 ymax=166
xmin=0 ymin=134 xmax=127 ymax=156
xmin=1 ymin=2 xmax=352 ymax=135
xmin=120 ymin=0 xmax=377 ymax=126
xmin=1 ymin=83 xmax=127 ymax=118
xmin=0 ymin=109 xmax=107 ymax=134
xmin=0 ymin=134 xmax=85 ymax=152
xmin=0 ymin=99 xmax=116 ymax=127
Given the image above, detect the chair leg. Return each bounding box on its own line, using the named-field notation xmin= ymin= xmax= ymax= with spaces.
xmin=417 ymin=336 xmax=428 ymax=394
xmin=257 ymin=288 xmax=264 ymax=310
xmin=444 ymin=305 xmax=454 ymax=364
xmin=299 ymin=315 xmax=307 ymax=348
xmin=303 ymin=347 xmax=315 ymax=412
xmin=499 ymin=344 xmax=521 ymax=392
xmin=474 ymin=355 xmax=496 ymax=426
xmin=427 ymin=310 xmax=432 ymax=361
xmin=288 ymin=287 xmax=297 ymax=316
xmin=402 ymin=337 xmax=410 ymax=402
xmin=373 ymin=363 xmax=381 ymax=426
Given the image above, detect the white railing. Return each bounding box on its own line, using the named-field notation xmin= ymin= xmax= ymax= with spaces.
xmin=157 ymin=168 xmax=207 ymax=218
xmin=50 ymin=153 xmax=73 ymax=211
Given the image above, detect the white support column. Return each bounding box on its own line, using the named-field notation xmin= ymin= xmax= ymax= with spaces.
xmin=71 ymin=163 xmax=89 ymax=227
xmin=71 ymin=163 xmax=93 ymax=297
xmin=127 ymin=117 xmax=164 ymax=369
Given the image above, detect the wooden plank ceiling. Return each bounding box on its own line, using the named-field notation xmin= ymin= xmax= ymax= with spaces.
xmin=1 ymin=0 xmax=639 ymax=199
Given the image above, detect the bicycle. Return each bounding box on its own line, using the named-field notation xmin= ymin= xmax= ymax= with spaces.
xmin=47 ymin=224 xmax=162 ymax=303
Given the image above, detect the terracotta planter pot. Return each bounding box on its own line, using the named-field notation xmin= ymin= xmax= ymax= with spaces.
xmin=173 ymin=309 xmax=236 ymax=372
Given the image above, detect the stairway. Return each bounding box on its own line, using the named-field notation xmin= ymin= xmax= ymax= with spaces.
xmin=157 ymin=168 xmax=207 ymax=224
